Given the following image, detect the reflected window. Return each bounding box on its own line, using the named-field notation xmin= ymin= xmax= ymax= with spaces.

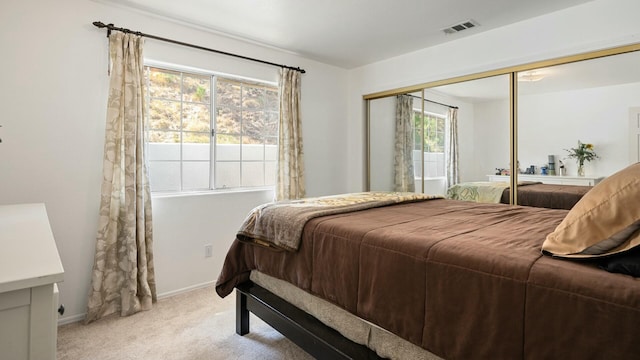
xmin=413 ymin=111 xmax=446 ymax=178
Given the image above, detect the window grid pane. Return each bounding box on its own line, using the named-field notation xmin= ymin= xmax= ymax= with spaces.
xmin=413 ymin=111 xmax=446 ymax=179
xmin=214 ymin=77 xmax=278 ymax=189
xmin=145 ymin=66 xmax=278 ymax=192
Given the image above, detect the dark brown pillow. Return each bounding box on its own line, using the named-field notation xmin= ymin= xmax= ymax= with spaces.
xmin=597 ymin=247 xmax=640 ymax=277
xmin=542 ymin=163 xmax=640 ymax=258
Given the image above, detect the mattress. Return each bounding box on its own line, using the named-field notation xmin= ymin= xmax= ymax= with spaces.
xmin=250 ymin=271 xmax=442 ymax=360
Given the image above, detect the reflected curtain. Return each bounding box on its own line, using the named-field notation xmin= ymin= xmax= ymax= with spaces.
xmin=277 ymin=68 xmax=305 ymax=200
xmin=446 ymin=108 xmax=459 ymax=187
xmin=86 ymin=32 xmax=156 ymax=324
xmin=394 ymin=95 xmax=415 ymax=192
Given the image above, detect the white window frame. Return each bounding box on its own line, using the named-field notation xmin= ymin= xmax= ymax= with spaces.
xmin=413 ymin=109 xmax=446 ymax=180
xmin=144 ymin=62 xmax=279 ymax=194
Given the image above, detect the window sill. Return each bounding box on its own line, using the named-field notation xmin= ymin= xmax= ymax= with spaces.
xmin=151 ymin=187 xmax=274 ymax=199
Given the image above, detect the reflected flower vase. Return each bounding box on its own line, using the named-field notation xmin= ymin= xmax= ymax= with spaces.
xmin=577 ymin=161 xmax=585 ymax=177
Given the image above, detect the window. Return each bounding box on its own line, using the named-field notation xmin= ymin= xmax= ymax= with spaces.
xmin=413 ymin=111 xmax=445 ymax=178
xmin=145 ymin=66 xmax=279 ymax=192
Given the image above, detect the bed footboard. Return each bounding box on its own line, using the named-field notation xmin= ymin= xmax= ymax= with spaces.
xmin=235 ymin=282 xmax=382 ymax=359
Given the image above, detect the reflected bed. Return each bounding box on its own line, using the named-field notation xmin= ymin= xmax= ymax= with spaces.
xmin=447 ymin=181 xmax=591 ymax=209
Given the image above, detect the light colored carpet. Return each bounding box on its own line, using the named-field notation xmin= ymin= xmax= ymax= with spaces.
xmin=57 ymin=286 xmax=313 ymax=360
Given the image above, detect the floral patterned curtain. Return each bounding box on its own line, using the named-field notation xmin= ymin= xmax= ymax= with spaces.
xmin=86 ymin=32 xmax=156 ymax=323
xmin=276 ymin=68 xmax=305 ymax=200
xmin=394 ymin=95 xmax=415 ymax=192
xmin=446 ymin=107 xmax=459 ymax=188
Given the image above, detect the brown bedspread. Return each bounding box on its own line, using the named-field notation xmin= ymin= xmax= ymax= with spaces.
xmin=501 ymin=183 xmax=591 ymax=209
xmin=216 ymin=199 xmax=640 ymax=360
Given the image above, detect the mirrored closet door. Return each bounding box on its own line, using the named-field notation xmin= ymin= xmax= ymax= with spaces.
xmin=516 ymin=50 xmax=640 ymax=189
xmin=367 ymin=43 xmax=640 ymax=205
xmin=368 ymin=75 xmax=511 ymax=196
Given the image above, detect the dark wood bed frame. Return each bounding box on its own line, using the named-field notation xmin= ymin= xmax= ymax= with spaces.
xmin=236 ymin=281 xmax=383 ymax=359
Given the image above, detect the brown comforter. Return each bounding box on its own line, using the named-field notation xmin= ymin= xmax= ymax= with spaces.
xmin=216 ymin=199 xmax=640 ymax=360
xmin=501 ymin=183 xmax=591 ymax=209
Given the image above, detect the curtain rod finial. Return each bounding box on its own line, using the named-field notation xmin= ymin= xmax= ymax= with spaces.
xmin=93 ymin=21 xmax=106 ymax=28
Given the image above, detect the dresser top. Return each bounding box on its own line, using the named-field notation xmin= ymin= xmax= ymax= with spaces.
xmin=0 ymin=203 xmax=64 ymax=293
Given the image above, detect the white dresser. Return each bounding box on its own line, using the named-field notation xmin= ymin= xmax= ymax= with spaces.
xmin=487 ymin=174 xmax=604 ymax=186
xmin=0 ymin=203 xmax=64 ymax=360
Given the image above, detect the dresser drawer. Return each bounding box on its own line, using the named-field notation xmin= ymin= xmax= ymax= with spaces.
xmin=0 ymin=288 xmax=31 ymax=359
xmin=0 ymin=288 xmax=30 ymax=311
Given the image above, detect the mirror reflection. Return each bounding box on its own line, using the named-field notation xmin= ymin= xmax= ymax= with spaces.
xmin=517 ymin=51 xmax=640 ymax=179
xmin=369 ymin=90 xmax=457 ymax=195
xmin=368 ymin=49 xmax=640 ymax=210
xmin=369 ymin=75 xmax=511 ymax=199
xmin=510 ymin=50 xmax=640 ymax=208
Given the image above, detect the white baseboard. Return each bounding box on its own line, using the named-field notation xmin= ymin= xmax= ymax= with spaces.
xmin=57 ymin=280 xmax=217 ymax=326
xmin=59 ymin=313 xmax=86 ymax=326
xmin=157 ymin=280 xmax=216 ymax=300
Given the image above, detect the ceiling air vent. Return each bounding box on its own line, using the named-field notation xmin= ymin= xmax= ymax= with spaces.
xmin=442 ymin=20 xmax=479 ymax=35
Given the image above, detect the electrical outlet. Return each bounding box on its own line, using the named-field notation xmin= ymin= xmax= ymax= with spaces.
xmin=204 ymin=244 xmax=213 ymax=258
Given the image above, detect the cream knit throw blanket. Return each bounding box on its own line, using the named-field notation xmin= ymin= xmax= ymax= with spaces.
xmin=237 ymin=191 xmax=443 ymax=251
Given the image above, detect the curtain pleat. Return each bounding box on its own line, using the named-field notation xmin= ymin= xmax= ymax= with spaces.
xmin=446 ymin=108 xmax=459 ymax=188
xmin=394 ymin=95 xmax=415 ymax=192
xmin=86 ymin=32 xmax=156 ymax=324
xmin=276 ymin=69 xmax=305 ymax=200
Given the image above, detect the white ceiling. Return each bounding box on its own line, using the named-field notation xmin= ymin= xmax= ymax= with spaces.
xmin=101 ymin=0 xmax=594 ymax=69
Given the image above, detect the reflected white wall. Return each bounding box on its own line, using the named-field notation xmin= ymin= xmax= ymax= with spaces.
xmin=369 ymin=97 xmax=395 ymax=191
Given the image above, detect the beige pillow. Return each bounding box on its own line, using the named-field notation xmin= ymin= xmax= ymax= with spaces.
xmin=542 ymin=162 xmax=640 ymax=258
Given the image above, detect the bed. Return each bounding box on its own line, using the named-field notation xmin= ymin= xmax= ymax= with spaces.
xmin=216 ymin=165 xmax=640 ymax=360
xmin=446 ymin=181 xmax=591 ymax=209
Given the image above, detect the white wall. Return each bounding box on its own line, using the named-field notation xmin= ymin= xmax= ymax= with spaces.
xmin=151 ymin=190 xmax=273 ymax=297
xmin=473 ymin=99 xmax=511 ymax=180
xmin=347 ymin=0 xmax=640 ymax=192
xmin=0 ymin=0 xmax=350 ymax=323
xmin=369 ymin=97 xmax=395 ymax=191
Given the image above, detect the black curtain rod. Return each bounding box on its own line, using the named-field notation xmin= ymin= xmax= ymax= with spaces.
xmin=407 ymin=94 xmax=458 ymax=109
xmin=92 ymin=21 xmax=306 ymax=74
